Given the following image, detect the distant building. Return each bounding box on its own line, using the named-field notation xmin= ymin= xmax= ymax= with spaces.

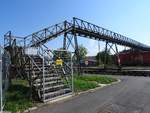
xmin=81 ymin=56 xmax=97 ymax=67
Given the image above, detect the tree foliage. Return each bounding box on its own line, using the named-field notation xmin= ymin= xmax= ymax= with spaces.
xmin=79 ymin=45 xmax=87 ymax=60
xmin=96 ymin=50 xmax=113 ymax=65
xmin=73 ymin=44 xmax=88 ymax=62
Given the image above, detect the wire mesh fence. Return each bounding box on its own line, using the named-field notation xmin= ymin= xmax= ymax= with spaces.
xmin=0 ymin=46 xmax=11 ymax=112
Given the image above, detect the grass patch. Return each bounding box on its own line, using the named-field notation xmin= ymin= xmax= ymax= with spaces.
xmin=74 ymin=79 xmax=98 ymax=92
xmin=74 ymin=74 xmax=117 ymax=92
xmin=75 ymin=75 xmax=117 ymax=84
xmin=4 ymin=79 xmax=33 ymax=113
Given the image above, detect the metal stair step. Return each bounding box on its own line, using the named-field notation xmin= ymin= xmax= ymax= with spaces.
xmin=43 ymin=88 xmax=71 ymax=99
xmin=25 ymin=68 xmax=55 ymax=73
xmin=25 ymin=64 xmax=53 ymax=68
xmin=25 ymin=70 xmax=58 ymax=76
xmin=40 ymin=84 xmax=68 ymax=92
xmin=33 ymin=79 xmax=62 ymax=85
xmin=35 ymin=76 xmax=61 ymax=82
xmin=33 ymin=80 xmax=63 ymax=86
xmin=43 ymin=92 xmax=72 ymax=102
xmin=31 ymin=73 xmax=59 ymax=78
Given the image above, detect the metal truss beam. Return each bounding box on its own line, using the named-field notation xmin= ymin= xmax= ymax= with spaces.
xmin=5 ymin=17 xmax=150 ymax=76
xmin=22 ymin=17 xmax=150 ymax=52
xmin=73 ymin=17 xmax=150 ymax=51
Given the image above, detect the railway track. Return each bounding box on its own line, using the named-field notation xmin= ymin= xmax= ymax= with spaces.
xmin=81 ymin=67 xmax=150 ymax=76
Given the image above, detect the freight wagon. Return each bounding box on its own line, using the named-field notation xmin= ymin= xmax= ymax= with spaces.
xmin=117 ymin=51 xmax=150 ymax=66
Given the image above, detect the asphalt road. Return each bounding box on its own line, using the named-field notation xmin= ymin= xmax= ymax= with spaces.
xmin=32 ymin=76 xmax=150 ymax=113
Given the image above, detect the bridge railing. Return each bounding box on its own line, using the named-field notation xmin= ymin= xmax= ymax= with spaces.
xmin=24 ymin=21 xmax=72 ymax=47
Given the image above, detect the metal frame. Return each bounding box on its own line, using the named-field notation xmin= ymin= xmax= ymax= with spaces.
xmin=103 ymin=41 xmax=121 ymax=68
xmin=72 ymin=17 xmax=150 ymax=51
xmin=4 ymin=17 xmax=150 ymax=76
xmin=5 ymin=17 xmax=150 ymax=53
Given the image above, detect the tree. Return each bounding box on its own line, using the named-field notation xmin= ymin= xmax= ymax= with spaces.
xmin=73 ymin=44 xmax=88 ymax=62
xmin=96 ymin=50 xmax=113 ymax=65
xmin=78 ymin=45 xmax=87 ymax=60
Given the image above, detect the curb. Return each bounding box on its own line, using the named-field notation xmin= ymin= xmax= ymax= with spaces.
xmin=24 ymin=94 xmax=74 ymax=113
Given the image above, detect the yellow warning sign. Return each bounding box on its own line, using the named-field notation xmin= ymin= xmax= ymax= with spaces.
xmin=56 ymin=58 xmax=63 ymax=66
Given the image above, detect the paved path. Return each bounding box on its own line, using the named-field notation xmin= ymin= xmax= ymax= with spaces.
xmin=32 ymin=76 xmax=150 ymax=113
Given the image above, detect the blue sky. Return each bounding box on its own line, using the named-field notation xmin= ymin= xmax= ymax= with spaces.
xmin=0 ymin=0 xmax=150 ymax=55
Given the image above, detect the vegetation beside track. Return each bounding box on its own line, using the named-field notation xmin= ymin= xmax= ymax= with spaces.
xmin=74 ymin=74 xmax=117 ymax=92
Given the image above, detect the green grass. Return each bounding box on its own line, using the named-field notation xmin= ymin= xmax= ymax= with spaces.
xmin=73 ymin=79 xmax=98 ymax=92
xmin=75 ymin=75 xmax=117 ymax=84
xmin=73 ymin=74 xmax=117 ymax=92
xmin=4 ymin=79 xmax=33 ymax=113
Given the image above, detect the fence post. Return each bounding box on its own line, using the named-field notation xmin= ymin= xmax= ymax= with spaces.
xmin=71 ymin=52 xmax=74 ymax=94
xmin=0 ymin=48 xmax=3 ymax=113
xmin=42 ymin=49 xmax=45 ymax=101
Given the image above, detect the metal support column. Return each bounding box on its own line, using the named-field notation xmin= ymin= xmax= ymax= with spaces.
xmin=63 ymin=21 xmax=67 ymax=50
xmin=71 ymin=52 xmax=74 ymax=94
xmin=98 ymin=40 xmax=101 ymax=66
xmin=73 ymin=18 xmax=81 ymax=75
xmin=74 ymin=34 xmax=81 ymax=75
xmin=29 ymin=60 xmax=32 ymax=100
xmin=42 ymin=49 xmax=45 ymax=101
xmin=8 ymin=31 xmax=12 ymax=46
xmin=115 ymin=44 xmax=121 ymax=68
xmin=104 ymin=41 xmax=108 ymax=69
xmin=63 ymin=33 xmax=67 ymax=50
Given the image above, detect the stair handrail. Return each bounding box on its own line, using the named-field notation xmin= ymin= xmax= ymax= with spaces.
xmin=37 ymin=45 xmax=53 ymax=65
xmin=27 ymin=55 xmax=42 ymax=72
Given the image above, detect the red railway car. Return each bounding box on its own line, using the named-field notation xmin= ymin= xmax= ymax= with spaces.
xmin=117 ymin=51 xmax=150 ymax=66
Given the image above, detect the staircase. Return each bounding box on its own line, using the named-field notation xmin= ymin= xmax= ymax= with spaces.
xmin=4 ymin=31 xmax=73 ymax=102
xmin=25 ymin=55 xmax=72 ymax=102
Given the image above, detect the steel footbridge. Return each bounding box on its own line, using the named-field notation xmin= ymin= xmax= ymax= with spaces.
xmin=22 ymin=17 xmax=150 ymax=51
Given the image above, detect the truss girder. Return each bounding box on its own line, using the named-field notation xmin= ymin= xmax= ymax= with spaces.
xmin=24 ymin=22 xmax=72 ymax=47
xmin=23 ymin=17 xmax=150 ymax=51
xmin=73 ymin=18 xmax=150 ymax=51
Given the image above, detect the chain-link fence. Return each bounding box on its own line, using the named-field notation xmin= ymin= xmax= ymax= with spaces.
xmin=0 ymin=46 xmax=11 ymax=112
